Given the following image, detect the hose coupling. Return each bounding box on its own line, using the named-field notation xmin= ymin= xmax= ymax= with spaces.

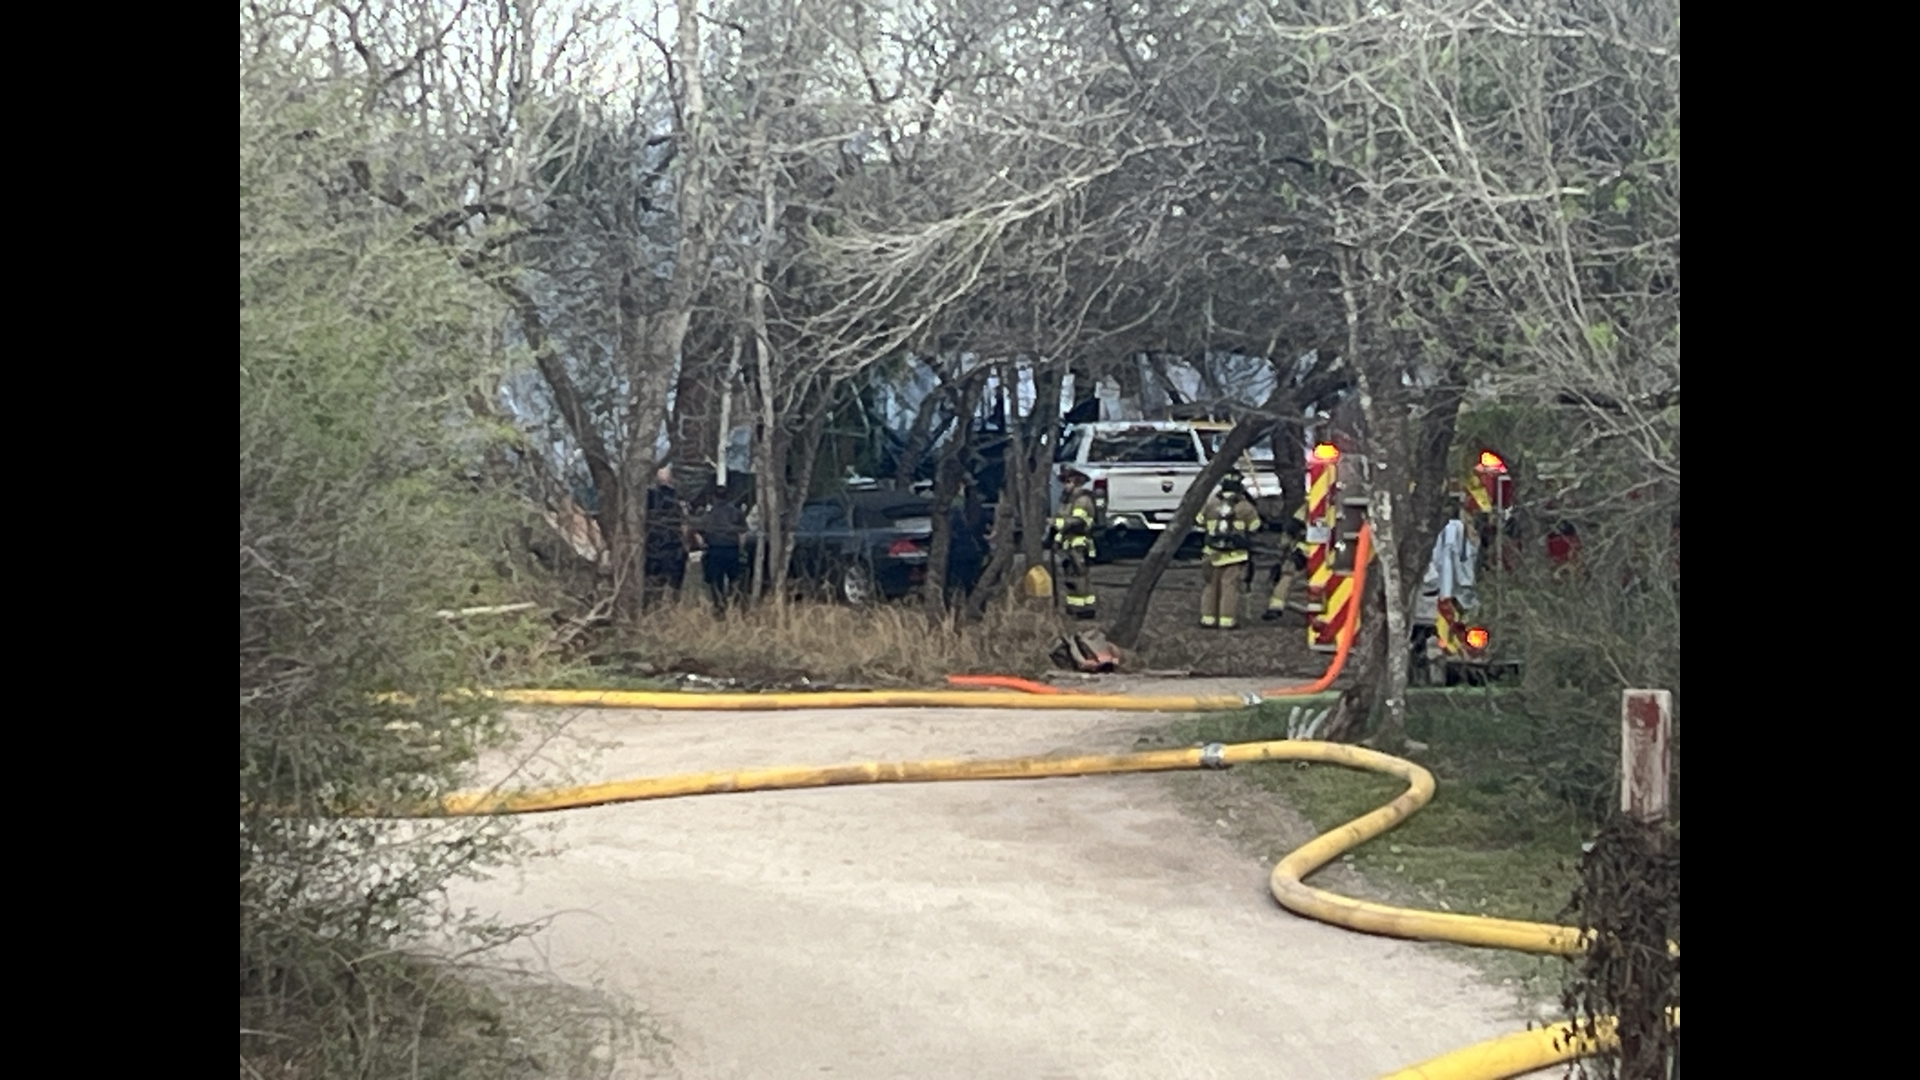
xmin=1200 ymin=743 xmax=1229 ymax=769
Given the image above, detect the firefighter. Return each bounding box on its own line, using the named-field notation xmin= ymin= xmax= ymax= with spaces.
xmin=1051 ymin=467 xmax=1099 ymax=618
xmin=1252 ymin=495 xmax=1311 ymax=623
xmin=1198 ymin=470 xmax=1262 ymax=629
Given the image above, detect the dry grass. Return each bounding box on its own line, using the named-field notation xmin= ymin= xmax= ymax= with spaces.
xmin=603 ymin=594 xmax=1067 ymax=687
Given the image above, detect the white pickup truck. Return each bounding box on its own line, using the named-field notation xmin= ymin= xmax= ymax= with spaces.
xmin=1050 ymin=420 xmax=1284 ymax=552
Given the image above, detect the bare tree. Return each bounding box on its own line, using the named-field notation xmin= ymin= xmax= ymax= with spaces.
xmin=1245 ymin=0 xmax=1678 ymax=747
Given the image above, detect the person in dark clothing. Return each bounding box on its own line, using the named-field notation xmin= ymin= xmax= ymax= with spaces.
xmin=643 ymin=466 xmax=688 ymax=603
xmin=945 ymin=505 xmax=987 ymax=596
xmin=693 ymin=485 xmax=748 ymax=610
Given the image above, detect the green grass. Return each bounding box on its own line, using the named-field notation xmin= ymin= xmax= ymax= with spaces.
xmin=1146 ymin=690 xmax=1592 ymax=1008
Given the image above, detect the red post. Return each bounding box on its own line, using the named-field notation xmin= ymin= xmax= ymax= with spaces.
xmin=1620 ymin=690 xmax=1672 ymax=824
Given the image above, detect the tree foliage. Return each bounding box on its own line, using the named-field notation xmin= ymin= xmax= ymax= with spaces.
xmin=240 ymin=60 xmax=547 ymax=1080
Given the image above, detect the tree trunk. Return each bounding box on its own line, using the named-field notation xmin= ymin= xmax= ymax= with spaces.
xmin=612 ymin=0 xmax=710 ymax=621
xmin=922 ymin=463 xmax=956 ymax=624
xmin=500 ymin=285 xmax=624 ymax=564
xmin=746 ymin=114 xmax=782 ymax=604
xmin=1273 ymin=419 xmax=1305 ymax=512
xmin=1115 ymin=353 xmax=1145 ymax=418
xmin=1324 ymin=572 xmax=1386 ymax=743
xmin=967 ymin=483 xmax=1020 ymax=619
xmin=893 ymin=371 xmax=957 ymax=489
xmin=1327 ymin=248 xmax=1471 ymax=750
xmin=998 ymin=376 xmax=1030 ymax=553
xmin=670 ymin=330 xmax=721 ymax=477
xmin=967 ymin=377 xmax=1024 ymax=618
xmin=715 ymin=333 xmax=744 ymax=486
xmin=749 ymin=368 xmax=783 ymax=603
xmin=1105 ymin=413 xmax=1272 ymax=650
xmin=923 ymin=378 xmax=979 ymax=622
xmin=779 ymin=391 xmax=830 ymax=597
xmin=1017 ymin=363 xmax=1064 ymax=572
xmin=1404 ymin=390 xmax=1466 ymax=592
xmin=1322 ymin=373 xmax=1462 ymax=748
xmin=614 ymin=281 xmax=672 ymax=617
xmin=1354 ymin=371 xmax=1411 ymax=753
xmin=1338 ymin=251 xmax=1408 ymax=752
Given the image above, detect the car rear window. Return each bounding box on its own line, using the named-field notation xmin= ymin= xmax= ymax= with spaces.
xmin=853 ymin=501 xmax=936 ymax=529
xmin=798 ymin=503 xmax=850 ymax=531
xmin=1090 ymin=431 xmax=1202 ymax=464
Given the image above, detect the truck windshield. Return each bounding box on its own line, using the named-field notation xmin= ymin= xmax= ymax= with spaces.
xmin=1090 ymin=431 xmax=1201 ymax=463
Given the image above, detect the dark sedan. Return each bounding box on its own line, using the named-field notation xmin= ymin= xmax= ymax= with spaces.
xmin=747 ymin=491 xmax=988 ymax=604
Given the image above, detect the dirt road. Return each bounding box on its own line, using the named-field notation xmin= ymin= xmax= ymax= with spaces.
xmin=452 ymin=696 xmax=1542 ymax=1079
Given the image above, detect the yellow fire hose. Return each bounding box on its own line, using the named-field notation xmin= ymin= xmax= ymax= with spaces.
xmin=425 ymin=740 xmax=1586 ymax=956
xmin=408 ymin=737 xmax=1672 ymax=1078
xmin=388 ymin=526 xmax=1678 ymax=1076
xmin=1380 ymin=1010 xmax=1679 ymax=1080
xmin=483 ymin=686 xmax=1266 ymax=712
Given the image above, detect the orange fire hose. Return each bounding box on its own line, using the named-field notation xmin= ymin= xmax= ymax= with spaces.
xmin=1261 ymin=521 xmax=1371 ymax=697
xmin=944 ymin=674 xmax=1078 ymax=693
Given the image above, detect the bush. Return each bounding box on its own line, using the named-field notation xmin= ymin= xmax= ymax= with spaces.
xmin=1452 ymin=405 xmax=1680 ymax=826
xmin=240 ymin=73 xmax=557 ymax=1078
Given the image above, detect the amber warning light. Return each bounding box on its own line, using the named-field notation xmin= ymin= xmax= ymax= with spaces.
xmin=1479 ymin=451 xmax=1506 ymax=471
xmin=1313 ymin=443 xmax=1340 ymax=461
xmin=1465 ymin=627 xmax=1490 ymax=650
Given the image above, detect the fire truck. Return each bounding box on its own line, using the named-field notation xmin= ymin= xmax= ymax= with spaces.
xmin=1293 ymin=435 xmax=1521 ymax=686
xmin=1408 ymin=449 xmax=1521 ymax=686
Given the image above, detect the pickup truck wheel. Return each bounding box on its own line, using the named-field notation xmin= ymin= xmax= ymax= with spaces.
xmin=837 ymin=562 xmax=877 ymax=606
